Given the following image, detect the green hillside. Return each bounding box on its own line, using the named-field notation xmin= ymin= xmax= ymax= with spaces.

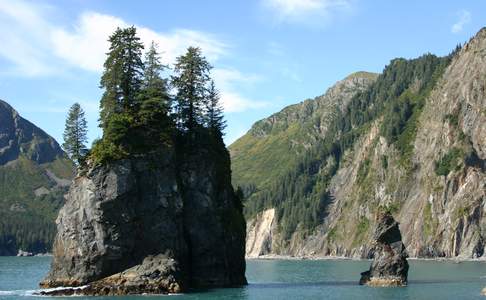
xmin=230 ymin=72 xmax=378 ymax=195
xmin=0 ymin=100 xmax=74 ymax=255
xmin=231 ymin=52 xmax=456 ymax=243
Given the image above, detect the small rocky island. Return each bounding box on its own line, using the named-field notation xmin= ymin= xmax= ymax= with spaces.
xmin=359 ymin=212 xmax=409 ymax=286
xmin=39 ymin=27 xmax=247 ymax=296
xmin=39 ymin=145 xmax=247 ymax=296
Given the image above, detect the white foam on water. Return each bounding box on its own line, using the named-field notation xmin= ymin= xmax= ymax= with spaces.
xmin=0 ymin=286 xmax=91 ymax=297
xmin=0 ymin=287 xmax=183 ymax=297
xmin=0 ymin=290 xmax=39 ymax=296
xmin=0 ymin=290 xmax=16 ymax=295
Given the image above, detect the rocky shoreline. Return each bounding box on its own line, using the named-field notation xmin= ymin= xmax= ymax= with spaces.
xmin=246 ymin=255 xmax=486 ymax=262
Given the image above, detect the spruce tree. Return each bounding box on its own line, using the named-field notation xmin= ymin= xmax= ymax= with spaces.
xmin=99 ymin=26 xmax=144 ymax=129
xmin=143 ymin=42 xmax=168 ymax=91
xmin=206 ymin=80 xmax=226 ymax=134
xmin=63 ymin=103 xmax=88 ymax=166
xmin=171 ymin=47 xmax=211 ymax=131
xmin=137 ymin=42 xmax=172 ymax=143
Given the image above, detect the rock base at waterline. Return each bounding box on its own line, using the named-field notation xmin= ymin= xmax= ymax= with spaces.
xmin=39 ymin=254 xmax=183 ymax=296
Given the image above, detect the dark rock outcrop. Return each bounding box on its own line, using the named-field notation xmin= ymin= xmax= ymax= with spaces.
xmin=40 ymin=254 xmax=183 ymax=296
xmin=39 ymin=138 xmax=246 ymax=295
xmin=359 ymin=212 xmax=409 ymax=286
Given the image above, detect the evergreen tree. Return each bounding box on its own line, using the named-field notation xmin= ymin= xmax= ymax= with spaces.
xmin=99 ymin=26 xmax=144 ymax=129
xmin=143 ymin=41 xmax=168 ymax=91
xmin=171 ymin=47 xmax=211 ymax=131
xmin=205 ymin=80 xmax=226 ymax=134
xmin=63 ymin=103 xmax=88 ymax=166
xmin=137 ymin=41 xmax=172 ymax=143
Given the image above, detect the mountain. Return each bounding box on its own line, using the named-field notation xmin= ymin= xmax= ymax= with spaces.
xmin=231 ymin=28 xmax=486 ymax=259
xmin=0 ymin=100 xmax=74 ymax=255
xmin=231 ymin=71 xmax=378 ymax=192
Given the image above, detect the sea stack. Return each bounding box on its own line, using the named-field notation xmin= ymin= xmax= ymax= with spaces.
xmin=39 ymin=141 xmax=247 ymax=296
xmin=359 ymin=212 xmax=409 ymax=286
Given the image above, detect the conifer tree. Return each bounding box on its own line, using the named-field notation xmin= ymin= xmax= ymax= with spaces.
xmin=143 ymin=42 xmax=168 ymax=91
xmin=205 ymin=80 xmax=226 ymax=134
xmin=99 ymin=26 xmax=144 ymax=129
xmin=63 ymin=103 xmax=88 ymax=166
xmin=171 ymin=47 xmax=211 ymax=131
xmin=137 ymin=42 xmax=172 ymax=142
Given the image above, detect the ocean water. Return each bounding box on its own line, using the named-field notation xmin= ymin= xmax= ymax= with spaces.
xmin=1 ymin=257 xmax=486 ymax=299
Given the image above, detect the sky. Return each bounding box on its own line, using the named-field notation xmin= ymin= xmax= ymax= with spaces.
xmin=0 ymin=0 xmax=484 ymax=146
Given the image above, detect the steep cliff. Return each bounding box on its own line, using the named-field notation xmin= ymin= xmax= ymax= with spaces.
xmin=0 ymin=100 xmax=73 ymax=255
xmin=40 ymin=135 xmax=246 ymax=293
xmin=246 ymin=208 xmax=277 ymax=258
xmin=237 ymin=28 xmax=485 ymax=259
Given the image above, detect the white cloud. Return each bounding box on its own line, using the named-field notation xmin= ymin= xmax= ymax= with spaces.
xmin=0 ymin=0 xmax=56 ymax=75
xmin=0 ymin=0 xmax=228 ymax=74
xmin=51 ymin=12 xmax=229 ymax=72
xmin=0 ymin=0 xmax=265 ymax=114
xmin=212 ymin=68 xmax=262 ymax=88
xmin=50 ymin=12 xmax=125 ymax=72
xmin=451 ymin=10 xmax=471 ymax=34
xmin=262 ymin=0 xmax=352 ymax=25
xmin=212 ymin=68 xmax=267 ymax=113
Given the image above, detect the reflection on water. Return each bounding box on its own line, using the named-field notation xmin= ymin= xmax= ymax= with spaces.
xmin=0 ymin=257 xmax=486 ymax=300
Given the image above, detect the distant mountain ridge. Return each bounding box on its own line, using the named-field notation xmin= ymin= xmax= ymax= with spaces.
xmin=0 ymin=100 xmax=65 ymax=165
xmin=232 ymin=28 xmax=485 ymax=259
xmin=0 ymin=99 xmax=73 ymax=255
xmin=230 ymin=71 xmax=378 ymax=192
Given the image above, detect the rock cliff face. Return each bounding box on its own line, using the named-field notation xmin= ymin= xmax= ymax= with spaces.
xmin=238 ymin=28 xmax=486 ymax=259
xmin=246 ymin=208 xmax=277 ymax=257
xmin=0 ymin=100 xmax=73 ymax=255
xmin=40 ymin=140 xmax=246 ymax=294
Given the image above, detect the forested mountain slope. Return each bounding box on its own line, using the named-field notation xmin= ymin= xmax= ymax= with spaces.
xmin=0 ymin=100 xmax=73 ymax=255
xmin=231 ymin=71 xmax=378 ymax=198
xmin=232 ymin=28 xmax=486 ymax=259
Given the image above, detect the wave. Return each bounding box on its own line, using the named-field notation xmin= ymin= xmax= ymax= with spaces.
xmin=0 ymin=286 xmax=88 ymax=297
xmin=0 ymin=290 xmax=35 ymax=296
xmin=0 ymin=290 xmax=15 ymax=295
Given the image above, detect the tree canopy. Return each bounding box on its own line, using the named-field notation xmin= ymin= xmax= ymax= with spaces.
xmin=91 ymin=28 xmax=227 ymax=164
xmin=171 ymin=46 xmax=212 ymax=132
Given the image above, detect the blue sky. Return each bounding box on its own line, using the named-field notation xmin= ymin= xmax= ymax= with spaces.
xmin=0 ymin=0 xmax=484 ymax=145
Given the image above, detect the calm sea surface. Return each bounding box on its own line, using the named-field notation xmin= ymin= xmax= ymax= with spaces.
xmin=1 ymin=256 xmax=485 ymax=299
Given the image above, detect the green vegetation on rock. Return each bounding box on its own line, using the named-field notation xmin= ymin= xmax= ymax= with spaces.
xmin=434 ymin=147 xmax=464 ymax=176
xmin=233 ymin=51 xmax=456 ymax=245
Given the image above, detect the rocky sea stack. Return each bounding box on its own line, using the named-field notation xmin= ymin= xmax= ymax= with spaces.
xmin=359 ymin=212 xmax=409 ymax=287
xmin=38 ymin=28 xmax=247 ymax=296
xmin=39 ymin=136 xmax=247 ymax=296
